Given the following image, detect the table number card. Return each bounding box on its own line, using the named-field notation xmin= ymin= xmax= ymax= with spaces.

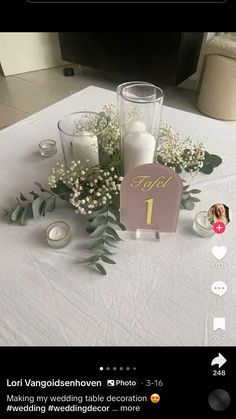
xmin=120 ymin=163 xmax=183 ymax=232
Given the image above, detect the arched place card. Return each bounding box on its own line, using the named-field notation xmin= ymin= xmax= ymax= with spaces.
xmin=120 ymin=163 xmax=183 ymax=232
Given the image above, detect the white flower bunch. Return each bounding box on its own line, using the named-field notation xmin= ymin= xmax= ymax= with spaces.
xmin=157 ymin=124 xmax=205 ymax=174
xmin=49 ymin=161 xmax=123 ymax=216
xmin=99 ymin=104 xmax=120 ymax=155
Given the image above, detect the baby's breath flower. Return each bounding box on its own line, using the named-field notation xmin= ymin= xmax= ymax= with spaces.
xmin=48 ymin=103 xmax=124 ymax=215
xmin=157 ymin=123 xmax=205 ymax=176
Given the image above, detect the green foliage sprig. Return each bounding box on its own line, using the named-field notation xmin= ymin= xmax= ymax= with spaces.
xmin=200 ymin=152 xmax=222 ymax=174
xmin=180 ymin=181 xmax=201 ymax=210
xmin=6 ymin=182 xmax=56 ymax=226
xmin=81 ymin=196 xmax=125 ymax=275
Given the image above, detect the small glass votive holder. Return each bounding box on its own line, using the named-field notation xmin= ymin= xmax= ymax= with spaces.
xmin=193 ymin=211 xmax=215 ymax=238
xmin=45 ymin=221 xmax=71 ymax=248
xmin=57 ymin=111 xmax=109 ymax=167
xmin=39 ymin=139 xmax=57 ymax=157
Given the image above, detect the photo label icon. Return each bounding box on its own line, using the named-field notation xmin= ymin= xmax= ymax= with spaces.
xmin=211 ymin=245 xmax=227 ymax=260
xmin=211 ymin=281 xmax=227 ymax=297
xmin=107 ymin=380 xmax=115 ymax=386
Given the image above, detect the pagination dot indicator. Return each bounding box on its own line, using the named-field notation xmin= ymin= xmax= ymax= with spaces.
xmin=99 ymin=366 xmax=137 ymax=371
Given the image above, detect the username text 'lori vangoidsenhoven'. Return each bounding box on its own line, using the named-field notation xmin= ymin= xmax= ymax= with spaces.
xmin=7 ymin=379 xmax=102 ymax=389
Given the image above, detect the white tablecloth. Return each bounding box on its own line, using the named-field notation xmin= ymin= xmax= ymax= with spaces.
xmin=0 ymin=86 xmax=235 ymax=346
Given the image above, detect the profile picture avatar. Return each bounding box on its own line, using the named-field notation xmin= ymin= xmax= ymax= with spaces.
xmin=207 ymin=203 xmax=230 ymax=226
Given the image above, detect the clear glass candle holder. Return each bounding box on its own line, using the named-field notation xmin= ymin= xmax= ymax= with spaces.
xmin=46 ymin=221 xmax=71 ymax=249
xmin=118 ymin=82 xmax=164 ymax=175
xmin=57 ymin=111 xmax=110 ymax=168
xmin=193 ymin=211 xmax=215 ymax=238
xmin=116 ymin=81 xmax=154 ymax=121
xmin=39 ymin=139 xmax=57 ymax=157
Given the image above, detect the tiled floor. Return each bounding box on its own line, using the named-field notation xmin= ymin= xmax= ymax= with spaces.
xmin=0 ymin=65 xmax=200 ymax=130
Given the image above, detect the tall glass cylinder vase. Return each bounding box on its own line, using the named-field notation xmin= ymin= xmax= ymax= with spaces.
xmin=58 ymin=111 xmax=109 ymax=168
xmin=118 ymin=83 xmax=164 ymax=175
xmin=117 ymin=81 xmax=153 ymax=121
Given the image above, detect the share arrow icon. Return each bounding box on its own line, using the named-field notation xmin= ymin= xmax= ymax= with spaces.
xmin=211 ymin=353 xmax=227 ymax=368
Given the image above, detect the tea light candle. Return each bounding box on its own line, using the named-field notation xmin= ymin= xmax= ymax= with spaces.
xmin=124 ymin=131 xmax=156 ymax=174
xmin=46 ymin=221 xmax=71 ymax=248
xmin=193 ymin=211 xmax=214 ymax=238
xmin=39 ymin=139 xmax=57 ymax=157
xmin=72 ymin=131 xmax=99 ymax=167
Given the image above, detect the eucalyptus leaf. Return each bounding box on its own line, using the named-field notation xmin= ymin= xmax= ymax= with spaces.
xmin=41 ymin=201 xmax=46 ymax=217
xmin=101 ymin=248 xmax=114 ymax=256
xmin=89 ymin=224 xmax=106 ymax=238
xmin=10 ymin=204 xmax=23 ymax=222
xmin=106 ymin=226 xmax=123 ymax=241
xmin=34 ymin=181 xmax=43 ymax=190
xmin=104 ymin=238 xmax=118 ymax=248
xmin=53 ymin=180 xmax=72 ymax=201
xmin=200 ymin=162 xmax=213 ymax=174
xmin=191 ymin=197 xmax=201 ymax=202
xmin=187 ymin=189 xmax=201 ymax=194
xmin=107 ymin=216 xmax=125 ymax=230
xmin=209 ymin=154 xmax=222 ymax=167
xmin=88 ymin=238 xmax=105 ymax=250
xmin=156 ymin=155 xmax=163 ymax=164
xmin=183 ymin=198 xmax=195 ymax=210
xmin=95 ymin=263 xmax=107 ymax=275
xmin=20 ymin=204 xmax=33 ymax=226
xmin=20 ymin=193 xmax=28 ymax=202
xmin=101 ymin=255 xmax=116 ymax=264
xmin=80 ymin=255 xmax=100 ymax=264
xmin=117 ymin=222 xmax=126 ymax=231
xmin=90 ymin=215 xmax=107 ymax=228
xmin=34 ymin=182 xmax=52 ymax=194
xmin=86 ymin=224 xmax=97 ymax=234
xmin=32 ymin=197 xmax=44 ymax=219
xmin=108 ymin=205 xmax=120 ymax=219
xmin=86 ymin=208 xmax=106 ymax=222
xmin=45 ymin=196 xmax=56 ymax=213
xmin=20 ymin=207 xmax=29 ymax=226
xmin=29 ymin=191 xmax=39 ymax=199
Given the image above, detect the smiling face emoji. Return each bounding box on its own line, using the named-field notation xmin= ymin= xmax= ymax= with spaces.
xmin=150 ymin=393 xmax=160 ymax=403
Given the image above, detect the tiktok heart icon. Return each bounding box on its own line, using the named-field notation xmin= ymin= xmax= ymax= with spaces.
xmin=211 ymin=246 xmax=227 ymax=261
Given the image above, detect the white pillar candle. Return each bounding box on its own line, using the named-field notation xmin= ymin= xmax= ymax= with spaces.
xmin=124 ymin=131 xmax=156 ymax=174
xmin=72 ymin=131 xmax=99 ymax=167
xmin=126 ymin=120 xmax=146 ymax=133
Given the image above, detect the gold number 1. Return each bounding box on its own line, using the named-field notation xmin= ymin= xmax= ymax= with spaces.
xmin=144 ymin=198 xmax=154 ymax=225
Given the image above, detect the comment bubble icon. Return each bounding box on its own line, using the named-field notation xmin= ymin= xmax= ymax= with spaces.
xmin=211 ymin=281 xmax=227 ymax=297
